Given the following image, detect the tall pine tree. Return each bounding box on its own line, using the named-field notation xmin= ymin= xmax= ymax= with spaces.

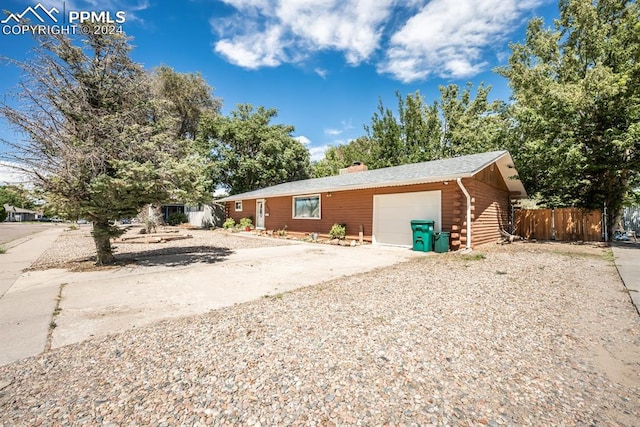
xmin=0 ymin=28 xmax=212 ymax=264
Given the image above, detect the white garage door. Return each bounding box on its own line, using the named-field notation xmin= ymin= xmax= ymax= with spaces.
xmin=373 ymin=190 xmax=441 ymax=246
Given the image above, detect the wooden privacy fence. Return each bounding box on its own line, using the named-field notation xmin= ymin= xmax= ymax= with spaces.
xmin=514 ymin=208 xmax=603 ymax=242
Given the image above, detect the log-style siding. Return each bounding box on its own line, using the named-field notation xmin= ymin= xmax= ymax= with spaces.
xmin=465 ymin=164 xmax=510 ymax=247
xmin=225 ymin=162 xmax=514 ymax=250
xmin=227 ymin=182 xmax=462 ymax=244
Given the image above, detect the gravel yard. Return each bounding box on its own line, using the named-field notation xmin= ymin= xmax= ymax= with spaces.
xmin=2 ymin=241 xmax=640 ymax=425
xmin=31 ymin=226 xmax=298 ymax=270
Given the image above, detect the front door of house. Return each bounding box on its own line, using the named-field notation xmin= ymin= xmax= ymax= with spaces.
xmin=256 ymin=200 xmax=265 ymax=229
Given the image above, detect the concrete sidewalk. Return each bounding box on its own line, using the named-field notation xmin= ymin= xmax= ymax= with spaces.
xmin=0 ymin=227 xmax=65 ymax=298
xmin=0 ymin=230 xmax=422 ymax=366
xmin=0 ymin=227 xmax=65 ymax=365
xmin=611 ymin=242 xmax=640 ymax=316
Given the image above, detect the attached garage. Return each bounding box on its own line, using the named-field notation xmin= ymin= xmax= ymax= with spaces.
xmin=372 ymin=191 xmax=441 ymax=246
xmin=219 ymin=150 xmax=528 ymax=250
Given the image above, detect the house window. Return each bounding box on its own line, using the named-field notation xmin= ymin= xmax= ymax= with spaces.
xmin=292 ymin=195 xmax=321 ymax=219
xmin=235 ymin=201 xmax=243 ymax=212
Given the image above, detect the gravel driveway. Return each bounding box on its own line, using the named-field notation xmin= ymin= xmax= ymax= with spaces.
xmin=1 ymin=241 xmax=639 ymax=425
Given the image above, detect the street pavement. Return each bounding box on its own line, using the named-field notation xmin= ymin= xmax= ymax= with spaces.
xmin=0 ymin=222 xmax=61 ymax=246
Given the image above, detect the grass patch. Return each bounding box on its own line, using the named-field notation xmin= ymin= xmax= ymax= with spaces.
xmin=552 ymin=250 xmax=602 ymax=259
xmin=458 ymin=252 xmax=486 ymax=261
xmin=602 ymin=249 xmax=615 ymax=264
xmin=263 ymin=293 xmax=284 ymax=300
xmin=0 ymin=246 xmax=6 ymax=254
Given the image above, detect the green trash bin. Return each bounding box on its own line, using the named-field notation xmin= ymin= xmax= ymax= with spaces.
xmin=410 ymin=220 xmax=434 ymax=252
xmin=434 ymin=232 xmax=450 ymax=253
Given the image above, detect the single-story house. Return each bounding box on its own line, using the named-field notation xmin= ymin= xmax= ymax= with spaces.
xmin=218 ymin=150 xmax=527 ymax=250
xmin=3 ymin=204 xmax=42 ymax=222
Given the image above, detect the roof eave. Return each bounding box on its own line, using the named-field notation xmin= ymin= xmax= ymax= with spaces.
xmin=493 ymin=152 xmax=528 ymax=199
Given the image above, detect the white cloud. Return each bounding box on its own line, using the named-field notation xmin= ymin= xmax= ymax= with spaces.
xmin=212 ymin=0 xmax=544 ymax=83
xmin=294 ymin=135 xmax=311 ymax=145
xmin=341 ymin=118 xmax=354 ymax=130
xmin=212 ymin=0 xmax=395 ymax=69
xmin=324 ymin=128 xmax=342 ymax=136
xmin=214 ymin=25 xmax=288 ymax=69
xmin=378 ymin=0 xmax=542 ymax=82
xmin=314 ymin=68 xmax=328 ymax=79
xmin=0 ymin=162 xmax=32 ymax=186
xmin=309 ymin=145 xmax=329 ymax=162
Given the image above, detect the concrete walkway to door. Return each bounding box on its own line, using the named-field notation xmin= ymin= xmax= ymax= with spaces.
xmin=0 ymin=230 xmax=425 ymax=366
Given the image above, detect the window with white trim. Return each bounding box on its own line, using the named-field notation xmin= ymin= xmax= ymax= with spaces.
xmin=234 ymin=201 xmax=243 ymax=211
xmin=292 ymin=195 xmax=321 ymax=219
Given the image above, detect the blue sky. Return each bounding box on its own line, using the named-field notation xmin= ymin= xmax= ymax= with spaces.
xmin=0 ymin=0 xmax=558 ymax=183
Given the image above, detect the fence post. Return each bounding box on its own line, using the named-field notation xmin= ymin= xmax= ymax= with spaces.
xmin=603 ymin=204 xmax=608 ymax=241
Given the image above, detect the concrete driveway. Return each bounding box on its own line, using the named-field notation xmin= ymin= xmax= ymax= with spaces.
xmin=1 ymin=230 xmax=424 ymax=366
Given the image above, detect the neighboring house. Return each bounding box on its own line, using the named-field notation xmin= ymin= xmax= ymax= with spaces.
xmin=184 ymin=204 xmax=225 ymax=228
xmin=142 ymin=203 xmax=224 ymax=228
xmin=218 ymin=150 xmax=527 ymax=250
xmin=3 ymin=204 xmax=41 ymax=222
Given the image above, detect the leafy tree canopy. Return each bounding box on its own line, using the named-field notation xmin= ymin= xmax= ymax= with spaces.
xmin=198 ymin=104 xmax=311 ymax=194
xmin=498 ymin=0 xmax=640 ymax=220
xmin=316 ymin=84 xmax=508 ymax=175
xmin=0 ymin=185 xmax=35 ymax=210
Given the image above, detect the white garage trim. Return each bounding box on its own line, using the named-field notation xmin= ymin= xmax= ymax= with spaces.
xmin=373 ymin=191 xmax=442 ymax=247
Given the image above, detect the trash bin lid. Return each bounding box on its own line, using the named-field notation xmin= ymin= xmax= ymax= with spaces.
xmin=410 ymin=219 xmax=435 ymax=224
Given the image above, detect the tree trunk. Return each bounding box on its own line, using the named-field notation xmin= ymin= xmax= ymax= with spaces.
xmin=93 ymin=221 xmax=116 ymax=265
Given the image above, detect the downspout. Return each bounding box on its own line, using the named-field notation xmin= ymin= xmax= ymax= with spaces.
xmin=456 ymin=178 xmax=472 ymax=250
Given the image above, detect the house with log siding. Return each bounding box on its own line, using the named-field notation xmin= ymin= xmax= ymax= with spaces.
xmin=219 ymin=150 xmax=527 ymax=250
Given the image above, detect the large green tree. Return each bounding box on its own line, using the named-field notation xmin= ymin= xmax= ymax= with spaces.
xmin=439 ymin=83 xmax=510 ymax=158
xmin=199 ymin=104 xmax=310 ymax=194
xmin=0 ymin=28 xmax=211 ymax=264
xmin=499 ymin=0 xmax=640 ymax=226
xmin=359 ymin=85 xmax=507 ymax=170
xmin=365 ymin=90 xmax=441 ymax=168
